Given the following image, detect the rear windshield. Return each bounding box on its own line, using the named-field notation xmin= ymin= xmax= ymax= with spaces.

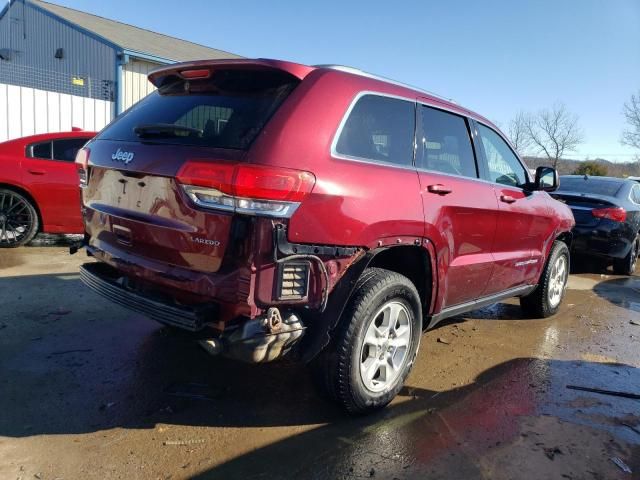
xmin=97 ymin=69 xmax=299 ymax=149
xmin=558 ymin=177 xmax=623 ymax=197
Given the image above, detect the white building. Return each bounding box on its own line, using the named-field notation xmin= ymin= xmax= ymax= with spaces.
xmin=0 ymin=0 xmax=241 ymax=141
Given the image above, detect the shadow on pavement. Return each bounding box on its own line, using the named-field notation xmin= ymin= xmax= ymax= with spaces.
xmin=1 ymin=273 xmax=639 ymax=479
xmin=189 ymin=357 xmax=640 ymax=479
xmin=593 ymin=276 xmax=640 ymax=314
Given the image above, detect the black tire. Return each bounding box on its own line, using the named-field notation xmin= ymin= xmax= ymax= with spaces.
xmin=520 ymin=241 xmax=569 ymax=318
xmin=0 ymin=188 xmax=39 ymax=248
xmin=311 ymin=268 xmax=422 ymax=414
xmin=613 ymin=235 xmax=639 ymax=276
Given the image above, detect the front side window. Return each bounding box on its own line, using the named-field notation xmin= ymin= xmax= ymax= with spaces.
xmin=478 ymin=124 xmax=528 ymax=187
xmin=52 ymin=138 xmax=89 ymax=162
xmin=335 ymin=94 xmax=414 ymax=167
xmin=29 ymin=141 xmax=52 ymax=159
xmin=418 ymin=106 xmax=477 ymax=178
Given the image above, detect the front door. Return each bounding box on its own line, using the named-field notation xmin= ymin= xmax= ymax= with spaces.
xmin=474 ymin=122 xmax=555 ymax=294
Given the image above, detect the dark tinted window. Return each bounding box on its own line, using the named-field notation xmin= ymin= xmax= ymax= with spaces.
xmin=418 ymin=106 xmax=476 ymax=178
xmin=558 ymin=177 xmax=623 ymax=197
xmin=335 ymin=95 xmax=414 ymax=167
xmin=29 ymin=141 xmax=51 ymax=159
xmin=478 ymin=124 xmax=527 ymax=187
xmin=52 ymin=138 xmax=88 ymax=162
xmin=98 ymin=70 xmax=299 ymax=150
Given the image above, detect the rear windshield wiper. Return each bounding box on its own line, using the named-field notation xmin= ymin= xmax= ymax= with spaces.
xmin=133 ymin=123 xmax=203 ymax=138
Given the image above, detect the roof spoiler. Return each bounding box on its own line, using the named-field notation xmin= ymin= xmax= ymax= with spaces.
xmin=148 ymin=58 xmax=315 ymax=87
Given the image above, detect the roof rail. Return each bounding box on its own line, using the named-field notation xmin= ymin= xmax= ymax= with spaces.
xmin=313 ymin=64 xmax=456 ymax=104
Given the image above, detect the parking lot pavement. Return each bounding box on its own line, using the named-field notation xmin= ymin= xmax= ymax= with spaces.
xmin=0 ymin=246 xmax=639 ymax=480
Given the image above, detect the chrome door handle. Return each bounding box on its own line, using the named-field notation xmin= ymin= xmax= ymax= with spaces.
xmin=500 ymin=194 xmax=516 ymax=204
xmin=427 ymin=184 xmax=452 ymax=195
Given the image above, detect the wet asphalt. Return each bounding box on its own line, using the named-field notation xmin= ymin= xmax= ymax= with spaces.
xmin=0 ymin=237 xmax=639 ymax=480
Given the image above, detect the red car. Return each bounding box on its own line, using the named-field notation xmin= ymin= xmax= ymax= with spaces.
xmin=0 ymin=130 xmax=95 ymax=247
xmin=76 ymin=59 xmax=574 ymax=413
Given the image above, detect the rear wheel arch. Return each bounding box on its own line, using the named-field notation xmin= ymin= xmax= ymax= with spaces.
xmin=0 ymin=182 xmax=43 ymax=232
xmin=367 ymin=245 xmax=433 ymax=317
xmin=300 ymin=244 xmax=433 ymax=363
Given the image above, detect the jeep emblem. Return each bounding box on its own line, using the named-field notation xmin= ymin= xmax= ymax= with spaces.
xmin=111 ymin=148 xmax=135 ymax=165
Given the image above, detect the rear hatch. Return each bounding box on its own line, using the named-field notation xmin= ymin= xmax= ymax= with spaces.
xmin=81 ymin=63 xmax=304 ymax=273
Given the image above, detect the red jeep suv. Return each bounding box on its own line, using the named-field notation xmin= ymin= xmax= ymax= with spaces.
xmin=76 ymin=59 xmax=574 ymax=413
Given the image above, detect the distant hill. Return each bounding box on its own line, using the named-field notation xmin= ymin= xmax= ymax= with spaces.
xmin=523 ymin=156 xmax=640 ymax=178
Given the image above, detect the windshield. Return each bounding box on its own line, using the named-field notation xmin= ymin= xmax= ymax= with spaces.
xmin=558 ymin=177 xmax=623 ymax=197
xmin=97 ymin=69 xmax=299 ymax=149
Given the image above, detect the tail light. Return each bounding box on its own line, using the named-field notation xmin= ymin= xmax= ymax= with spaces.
xmin=592 ymin=207 xmax=626 ymax=222
xmin=176 ymin=160 xmax=315 ymax=218
xmin=75 ymin=147 xmax=90 ymax=187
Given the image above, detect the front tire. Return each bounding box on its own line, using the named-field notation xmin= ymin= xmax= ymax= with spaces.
xmin=520 ymin=241 xmax=569 ymax=318
xmin=613 ymin=235 xmax=639 ymax=276
xmin=312 ymin=268 xmax=422 ymax=414
xmin=0 ymin=189 xmax=39 ymax=248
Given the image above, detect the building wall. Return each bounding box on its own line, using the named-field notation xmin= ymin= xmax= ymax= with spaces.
xmin=0 ymin=0 xmax=116 ymax=100
xmin=0 ymin=0 xmax=116 ymax=140
xmin=122 ymin=58 xmax=159 ymax=111
xmin=0 ymin=82 xmax=112 ymax=141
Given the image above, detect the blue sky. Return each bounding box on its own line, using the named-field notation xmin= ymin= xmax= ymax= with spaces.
xmin=46 ymin=0 xmax=640 ymax=161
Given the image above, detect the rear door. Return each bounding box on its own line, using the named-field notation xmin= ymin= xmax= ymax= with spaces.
xmin=473 ymin=122 xmax=555 ymax=293
xmin=22 ymin=137 xmax=88 ymax=231
xmin=416 ymin=103 xmax=498 ymax=308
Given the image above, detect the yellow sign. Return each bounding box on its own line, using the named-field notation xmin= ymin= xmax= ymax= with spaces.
xmin=72 ymin=77 xmax=85 ymax=86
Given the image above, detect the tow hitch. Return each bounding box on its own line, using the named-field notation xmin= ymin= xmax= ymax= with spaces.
xmin=199 ymin=307 xmax=305 ymax=363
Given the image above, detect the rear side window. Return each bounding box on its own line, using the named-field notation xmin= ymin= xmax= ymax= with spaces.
xmin=52 ymin=138 xmax=88 ymax=162
xmin=558 ymin=177 xmax=623 ymax=197
xmin=335 ymin=94 xmax=414 ymax=167
xmin=418 ymin=105 xmax=477 ymax=178
xmin=477 ymin=124 xmax=527 ymax=187
xmin=631 ymin=184 xmax=640 ymax=204
xmin=98 ymin=69 xmax=299 ymax=150
xmin=29 ymin=141 xmax=52 ymax=159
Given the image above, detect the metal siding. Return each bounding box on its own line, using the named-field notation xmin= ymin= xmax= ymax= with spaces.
xmin=0 ymin=83 xmax=7 ymax=140
xmin=121 ymin=58 xmax=158 ymax=110
xmin=0 ymin=2 xmax=115 ymax=141
xmin=0 ymin=82 xmax=113 ymax=141
xmin=0 ymin=1 xmax=116 ymax=100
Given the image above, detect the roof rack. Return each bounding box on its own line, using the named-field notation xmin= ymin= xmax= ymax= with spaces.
xmin=313 ymin=64 xmax=456 ymax=104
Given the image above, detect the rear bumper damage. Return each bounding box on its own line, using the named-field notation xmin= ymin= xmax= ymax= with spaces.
xmin=80 ymin=262 xmax=306 ymax=362
xmin=78 ymin=219 xmax=364 ymax=363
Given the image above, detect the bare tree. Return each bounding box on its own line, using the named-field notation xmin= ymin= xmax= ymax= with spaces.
xmin=507 ymin=110 xmax=532 ymax=155
xmin=622 ymin=91 xmax=640 ymax=157
xmin=525 ymin=103 xmax=584 ymax=168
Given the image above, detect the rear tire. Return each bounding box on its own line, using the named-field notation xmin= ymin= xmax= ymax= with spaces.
xmin=613 ymin=235 xmax=639 ymax=276
xmin=0 ymin=189 xmax=39 ymax=248
xmin=520 ymin=241 xmax=569 ymax=318
xmin=311 ymin=268 xmax=422 ymax=414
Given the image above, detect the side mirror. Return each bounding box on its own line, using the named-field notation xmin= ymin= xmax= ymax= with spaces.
xmin=534 ymin=166 xmax=559 ymax=192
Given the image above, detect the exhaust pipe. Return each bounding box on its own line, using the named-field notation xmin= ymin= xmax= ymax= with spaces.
xmin=198 ymin=308 xmax=305 ymax=363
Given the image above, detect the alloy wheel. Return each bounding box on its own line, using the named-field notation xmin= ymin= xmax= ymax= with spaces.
xmin=359 ymin=301 xmax=412 ymax=393
xmin=0 ymin=192 xmax=35 ymax=246
xmin=548 ymin=255 xmax=568 ymax=308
